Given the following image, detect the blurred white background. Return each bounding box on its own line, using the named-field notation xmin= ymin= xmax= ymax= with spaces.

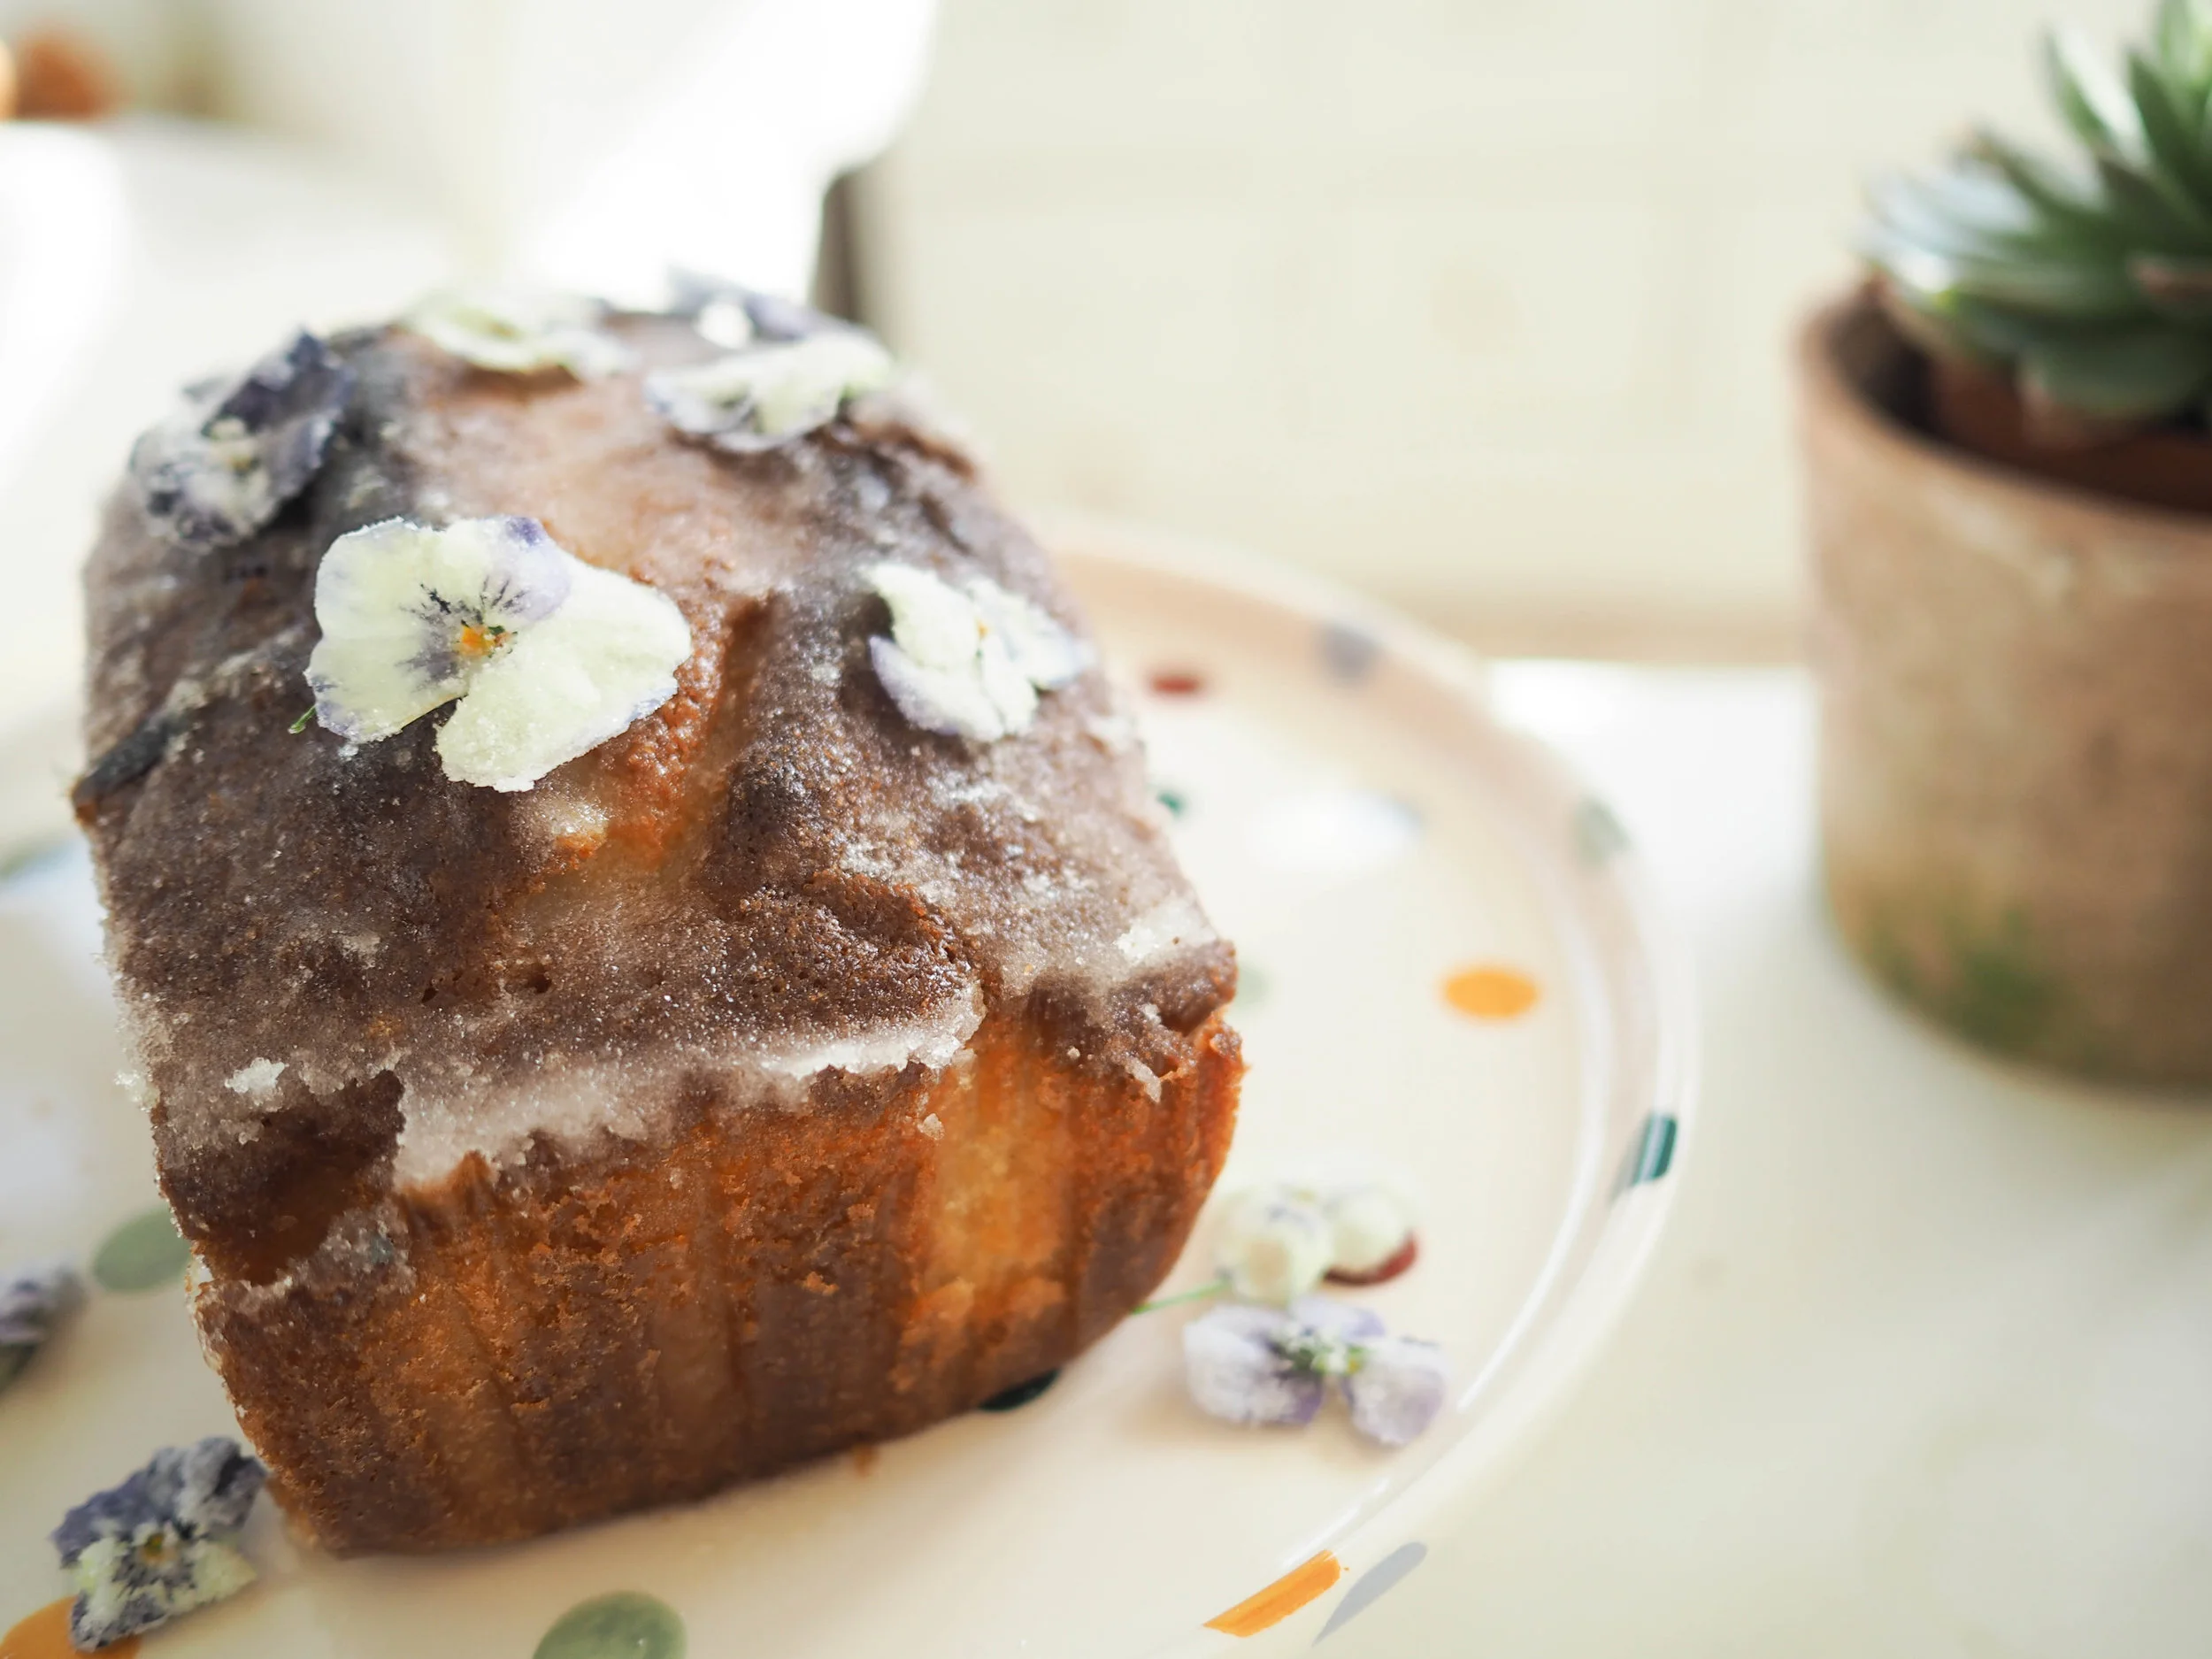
xmin=856 ymin=0 xmax=2151 ymax=658
xmin=0 ymin=0 xmax=2159 ymax=723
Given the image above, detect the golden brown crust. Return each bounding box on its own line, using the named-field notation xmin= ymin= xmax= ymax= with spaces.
xmin=201 ymin=1010 xmax=1239 ymax=1553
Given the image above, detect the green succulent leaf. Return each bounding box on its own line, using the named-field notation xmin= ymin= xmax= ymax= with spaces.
xmin=2092 ymin=151 xmax=2212 ymax=250
xmin=1863 ymin=12 xmax=2212 ymax=428
xmin=2126 ymin=50 xmax=2212 ymax=209
xmin=2047 ymin=27 xmax=2147 ymax=157
xmin=1878 ymin=282 xmax=2050 ymax=368
xmin=1970 ymin=130 xmax=2133 ymax=242
xmin=1863 ymin=229 xmax=2143 ymax=319
xmin=2019 ymin=326 xmax=2212 ymax=421
xmin=2156 ymin=0 xmax=2212 ymax=92
xmin=1865 ymin=169 xmax=2061 ymax=260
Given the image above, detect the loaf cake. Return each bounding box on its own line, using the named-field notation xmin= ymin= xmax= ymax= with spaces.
xmin=74 ymin=290 xmax=1240 ymax=1553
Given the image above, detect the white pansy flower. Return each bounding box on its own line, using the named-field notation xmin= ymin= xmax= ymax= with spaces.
xmin=1216 ymin=1181 xmax=1419 ymax=1302
xmin=1214 ymin=1188 xmax=1334 ymax=1304
xmin=403 ymin=287 xmax=633 ymax=380
xmin=305 ymin=517 xmax=694 ymax=792
xmin=646 ymin=331 xmax=898 ymax=453
xmin=863 ymin=562 xmax=1087 ymax=742
xmin=1323 ymin=1186 xmax=1417 ymax=1281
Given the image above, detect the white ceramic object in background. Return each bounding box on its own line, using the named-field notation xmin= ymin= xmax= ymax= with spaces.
xmin=0 ymin=538 xmax=1691 ymax=1656
xmin=200 ymin=0 xmax=937 ymax=300
xmin=0 ymin=118 xmax=448 ymax=725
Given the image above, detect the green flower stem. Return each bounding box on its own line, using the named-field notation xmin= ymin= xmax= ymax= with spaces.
xmin=1134 ymin=1273 xmax=1231 ymax=1315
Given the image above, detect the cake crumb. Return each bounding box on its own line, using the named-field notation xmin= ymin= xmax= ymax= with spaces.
xmin=918 ymin=1111 xmax=944 ymax=1140
xmin=222 ymin=1059 xmax=286 ymax=1100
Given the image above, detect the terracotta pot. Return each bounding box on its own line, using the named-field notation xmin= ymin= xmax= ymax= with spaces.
xmin=1929 ymin=355 xmax=2212 ymax=518
xmin=1798 ymin=288 xmax=2212 ymax=1087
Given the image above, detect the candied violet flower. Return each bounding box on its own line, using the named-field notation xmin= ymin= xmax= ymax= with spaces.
xmin=304 ymin=516 xmax=694 ymax=792
xmin=666 ymin=271 xmax=844 ymax=347
xmin=130 ymin=330 xmax=355 ymax=553
xmin=864 ymin=562 xmax=1087 ymax=742
xmin=0 ymin=1259 xmax=81 ymax=1392
xmin=403 ymin=286 xmax=633 ymax=380
xmin=1183 ymin=1302 xmax=1325 ymax=1427
xmin=1344 ymin=1333 xmax=1452 ymax=1448
xmin=645 ymin=330 xmax=898 ymax=453
xmin=1182 ymin=1294 xmax=1448 ymax=1448
xmin=1215 ymin=1182 xmax=1418 ymax=1302
xmin=51 ymin=1437 xmax=266 ymax=1649
xmin=1215 ymin=1189 xmax=1334 ymax=1304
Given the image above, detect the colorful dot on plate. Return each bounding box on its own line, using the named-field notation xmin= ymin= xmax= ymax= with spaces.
xmin=1 ymin=1598 xmax=138 ymax=1659
xmin=1617 ymin=1113 xmax=1678 ymax=1190
xmin=1319 ymin=622 xmax=1380 ymax=683
xmin=1147 ymin=668 xmax=1207 ymax=696
xmin=534 ymin=1593 xmax=685 ymax=1659
xmin=1315 ymin=1542 xmax=1428 ymax=1643
xmin=92 ymin=1208 xmax=189 ymax=1294
xmin=1574 ymin=798 xmax=1629 ymax=865
xmin=1441 ymin=965 xmax=1540 ymax=1021
xmin=1156 ymin=786 xmax=1188 ymax=818
xmin=979 ymin=1369 xmax=1060 ymax=1412
xmin=1229 ymin=962 xmax=1270 ymax=1013
xmin=1204 ymin=1551 xmax=1342 ymax=1638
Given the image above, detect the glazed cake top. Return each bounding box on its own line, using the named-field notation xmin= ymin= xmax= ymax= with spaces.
xmin=78 ymin=311 xmax=1233 ymax=1220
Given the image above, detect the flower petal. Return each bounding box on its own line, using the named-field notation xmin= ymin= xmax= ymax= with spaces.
xmin=67 ymin=1529 xmax=257 ymax=1649
xmin=0 ymin=1260 xmax=81 ymax=1390
xmin=435 ymin=560 xmax=693 ymax=791
xmin=976 ymin=631 xmax=1041 ymax=732
xmin=867 ymin=562 xmax=983 ymax=672
xmin=1184 ymin=1303 xmax=1325 ymax=1428
xmin=404 ymin=287 xmax=632 ymax=380
xmin=52 ymin=1439 xmax=266 ymax=1567
xmin=130 ymin=330 xmax=354 ymax=552
xmin=306 ymin=517 xmax=573 ymax=743
xmin=1325 ymin=1187 xmax=1416 ymax=1278
xmin=1286 ymin=1294 xmax=1388 ymax=1346
xmin=1344 ymin=1334 xmax=1451 ymax=1447
xmin=1217 ymin=1189 xmax=1334 ymax=1304
xmin=970 ymin=580 xmax=1087 ymax=690
xmin=869 ymin=636 xmax=1007 ymax=741
xmin=646 ymin=331 xmax=897 ymax=452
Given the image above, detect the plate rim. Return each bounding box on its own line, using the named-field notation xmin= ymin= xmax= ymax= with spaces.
xmin=0 ymin=526 xmax=1697 ymax=1657
xmin=1051 ymin=518 xmax=1698 ymax=1655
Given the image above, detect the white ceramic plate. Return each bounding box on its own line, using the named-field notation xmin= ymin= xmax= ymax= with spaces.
xmin=0 ymin=534 xmax=1693 ymax=1658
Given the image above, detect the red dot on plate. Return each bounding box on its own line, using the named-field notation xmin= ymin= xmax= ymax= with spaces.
xmin=1325 ymin=1233 xmax=1419 ymax=1287
xmin=1147 ymin=668 xmax=1208 ymax=696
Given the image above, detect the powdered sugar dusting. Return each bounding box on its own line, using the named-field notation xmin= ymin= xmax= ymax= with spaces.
xmin=82 ymin=313 xmax=1233 ymax=1222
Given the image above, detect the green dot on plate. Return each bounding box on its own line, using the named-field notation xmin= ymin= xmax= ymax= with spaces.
xmin=92 ymin=1206 xmax=190 ymax=1294
xmin=535 ymin=1593 xmax=686 ymax=1659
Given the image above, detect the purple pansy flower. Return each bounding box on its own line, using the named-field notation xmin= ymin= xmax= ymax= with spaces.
xmin=1182 ymin=1294 xmax=1448 ymax=1448
xmin=51 ymin=1438 xmax=267 ymax=1649
xmin=130 ymin=330 xmax=355 ymax=553
xmin=0 ymin=1259 xmax=81 ymax=1392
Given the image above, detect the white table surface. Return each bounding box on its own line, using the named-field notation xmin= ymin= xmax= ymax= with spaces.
xmin=1328 ymin=663 xmax=2212 ymax=1658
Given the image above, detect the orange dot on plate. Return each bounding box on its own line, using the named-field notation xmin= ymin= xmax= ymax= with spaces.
xmin=2 ymin=1599 xmax=136 ymax=1659
xmin=1204 ymin=1551 xmax=1342 ymax=1638
xmin=1442 ymin=965 xmax=1540 ymax=1020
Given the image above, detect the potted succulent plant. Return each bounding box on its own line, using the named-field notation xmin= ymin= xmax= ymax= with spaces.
xmin=1799 ymin=0 xmax=2212 ymax=1085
